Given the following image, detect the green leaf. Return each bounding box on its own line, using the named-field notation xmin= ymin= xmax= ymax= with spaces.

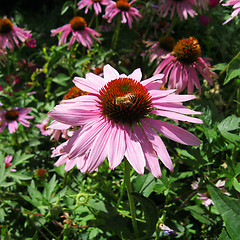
xmin=224 ymin=54 xmax=240 ymax=85
xmin=43 ymin=174 xmax=58 ymax=201
xmin=184 ymin=206 xmax=215 ymax=225
xmin=52 ymin=73 xmax=70 ymax=87
xmin=61 ymin=1 xmax=73 ymax=15
xmin=218 ymin=115 xmax=240 ymax=143
xmin=233 ymin=178 xmax=240 ymax=193
xmin=131 ymin=192 xmax=158 ymax=240
xmin=132 ymin=173 xmax=156 ymax=197
xmin=207 ymin=182 xmax=240 ymax=240
xmin=218 ymin=228 xmax=231 ymax=240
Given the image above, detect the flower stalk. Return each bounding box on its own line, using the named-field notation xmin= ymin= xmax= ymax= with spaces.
xmin=124 ymin=158 xmax=139 ymax=237
xmin=111 ymin=15 xmax=121 ymax=50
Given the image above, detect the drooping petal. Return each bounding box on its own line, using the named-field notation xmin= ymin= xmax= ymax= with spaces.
xmin=145 ymin=117 xmax=201 ymax=146
xmin=151 ymin=110 xmax=203 ymax=123
xmin=133 ymin=123 xmax=162 ymax=178
xmin=107 ymin=123 xmax=126 ymax=169
xmin=141 ymin=120 xmax=173 ymax=172
xmin=124 ymin=124 xmax=146 ymax=174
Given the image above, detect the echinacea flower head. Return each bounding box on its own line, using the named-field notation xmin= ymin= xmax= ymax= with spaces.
xmin=154 ymin=37 xmax=218 ymax=94
xmin=4 ymin=155 xmax=16 ymax=172
xmin=0 ymin=107 xmax=34 ymax=134
xmin=158 ymin=0 xmax=197 ymax=20
xmin=222 ymin=0 xmax=240 ymax=24
xmin=51 ymin=16 xmax=101 ymax=50
xmin=144 ymin=36 xmax=176 ymax=64
xmin=35 ymin=118 xmax=52 ymax=136
xmin=192 ymin=179 xmax=229 ymax=206
xmin=78 ymin=0 xmax=110 ymax=15
xmin=48 ymin=64 xmax=202 ymax=178
xmin=103 ymin=0 xmax=142 ymax=28
xmin=0 ymin=17 xmax=32 ymax=50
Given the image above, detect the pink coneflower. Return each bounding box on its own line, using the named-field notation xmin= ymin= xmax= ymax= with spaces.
xmin=78 ymin=0 xmax=110 ymax=15
xmin=0 ymin=17 xmax=32 ymax=50
xmin=0 ymin=108 xmax=34 ymax=134
xmin=144 ymin=36 xmax=176 ymax=64
xmin=222 ymin=0 xmax=240 ymax=24
xmin=17 ymin=59 xmax=36 ymax=72
xmin=24 ymin=37 xmax=36 ymax=47
xmin=158 ymin=0 xmax=197 ymax=20
xmin=154 ymin=37 xmax=217 ymax=94
xmin=48 ymin=64 xmax=202 ymax=178
xmin=4 ymin=155 xmax=16 ymax=172
xmin=103 ymin=0 xmax=142 ymax=28
xmin=49 ymin=85 xmax=89 ymax=142
xmin=192 ymin=179 xmax=229 ymax=206
xmin=51 ymin=16 xmax=101 ymax=50
xmin=35 ymin=118 xmax=52 ymax=136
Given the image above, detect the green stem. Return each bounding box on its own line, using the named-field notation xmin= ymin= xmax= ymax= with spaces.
xmin=166 ymin=14 xmax=177 ymax=36
xmin=112 ymin=15 xmax=121 ymax=50
xmin=237 ymin=87 xmax=240 ymax=117
xmin=73 ymin=0 xmax=77 ymax=16
xmin=95 ymin=14 xmax=99 ymax=30
xmin=124 ymin=158 xmax=139 ymax=237
xmin=219 ymin=50 xmax=240 ymax=76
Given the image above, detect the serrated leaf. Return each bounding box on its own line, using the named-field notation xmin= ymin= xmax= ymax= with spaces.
xmin=131 ymin=192 xmax=158 ymax=240
xmin=43 ymin=174 xmax=58 ymax=201
xmin=207 ymin=182 xmax=240 ymax=240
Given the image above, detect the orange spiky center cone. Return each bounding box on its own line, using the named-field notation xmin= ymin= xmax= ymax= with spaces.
xmin=5 ymin=110 xmax=19 ymax=121
xmin=173 ymin=37 xmax=201 ymax=65
xmin=70 ymin=16 xmax=87 ymax=31
xmin=0 ymin=18 xmax=13 ymax=34
xmin=97 ymin=78 xmax=152 ymax=124
xmin=63 ymin=86 xmax=88 ymax=100
xmin=116 ymin=0 xmax=131 ymax=11
xmin=159 ymin=36 xmax=176 ymax=52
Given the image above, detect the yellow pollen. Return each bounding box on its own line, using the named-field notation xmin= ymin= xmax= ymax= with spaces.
xmin=70 ymin=16 xmax=87 ymax=31
xmin=116 ymin=0 xmax=130 ymax=11
xmin=0 ymin=18 xmax=13 ymax=34
xmin=160 ymin=85 xmax=167 ymax=90
xmin=173 ymin=37 xmax=201 ymax=65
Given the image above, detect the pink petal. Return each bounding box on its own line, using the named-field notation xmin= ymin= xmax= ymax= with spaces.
xmin=145 ymin=117 xmax=201 ymax=146
xmin=124 ymin=124 xmax=146 ymax=174
xmin=133 ymin=124 xmax=162 ymax=178
xmin=141 ymin=120 xmax=173 ymax=171
xmin=128 ymin=68 xmax=142 ymax=82
xmin=151 ymin=110 xmax=203 ymax=123
xmin=103 ymin=64 xmax=119 ymax=82
xmin=108 ymin=124 xmax=126 ymax=169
